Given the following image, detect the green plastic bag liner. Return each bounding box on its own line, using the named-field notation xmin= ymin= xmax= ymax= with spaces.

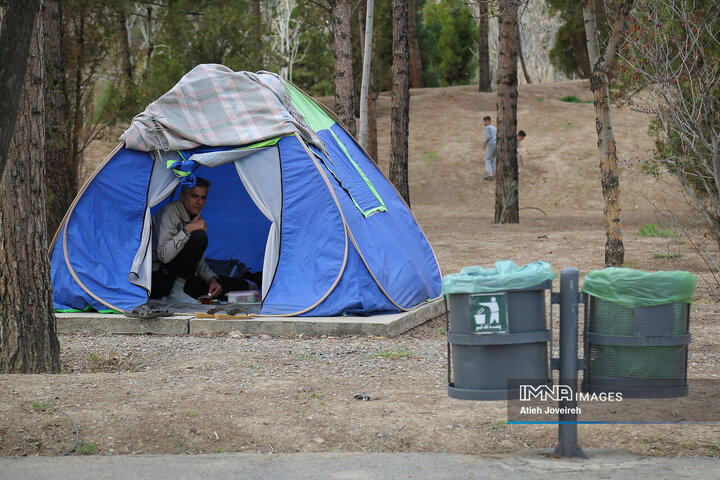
xmin=581 ymin=267 xmax=697 ymax=307
xmin=442 ymin=260 xmax=556 ymax=295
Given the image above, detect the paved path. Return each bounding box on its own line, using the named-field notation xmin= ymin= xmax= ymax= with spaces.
xmin=1 ymin=450 xmax=718 ymax=480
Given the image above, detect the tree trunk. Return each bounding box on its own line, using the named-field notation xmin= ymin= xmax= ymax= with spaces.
xmin=144 ymin=6 xmax=154 ymax=77
xmin=582 ymin=0 xmax=634 ymax=267
xmin=0 ymin=0 xmax=42 ymax=179
xmin=70 ymin=11 xmax=86 ymax=177
xmin=517 ymin=20 xmax=532 ymax=84
xmin=43 ymin=0 xmax=74 ymax=239
xmin=366 ymin=68 xmax=378 ymax=163
xmin=408 ymin=0 xmax=423 ymax=88
xmin=117 ymin=9 xmax=134 ymax=84
xmin=0 ymin=6 xmax=61 ymax=374
xmin=252 ymin=0 xmax=262 ymax=54
xmin=358 ymin=0 xmax=378 ymax=162
xmin=331 ymin=0 xmax=356 ymax=137
xmin=494 ymin=0 xmax=520 ymax=224
xmin=390 ymin=0 xmax=410 ymax=205
xmin=477 ymin=1 xmax=491 ymax=92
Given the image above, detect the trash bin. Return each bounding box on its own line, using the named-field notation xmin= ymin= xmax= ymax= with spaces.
xmin=443 ymin=261 xmax=556 ymax=400
xmin=581 ymin=268 xmax=697 ymax=398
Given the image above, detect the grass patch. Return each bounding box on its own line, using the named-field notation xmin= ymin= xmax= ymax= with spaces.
xmin=184 ymin=411 xmax=197 ymax=417
xmin=249 ymin=363 xmax=263 ymax=370
xmin=421 ymin=148 xmax=439 ymax=164
xmin=432 ymin=327 xmax=446 ymax=335
xmin=74 ymin=440 xmax=98 ymax=455
xmin=560 ymin=95 xmax=592 ymax=104
xmin=308 ymin=391 xmax=326 ymax=405
xmin=637 ymin=223 xmax=676 ymax=238
xmin=31 ymin=401 xmax=49 ymax=412
xmin=536 ymin=97 xmax=544 ymax=102
xmin=653 ymin=253 xmax=683 ymax=259
xmin=491 ymin=420 xmax=505 ymax=430
xmin=173 ymin=442 xmax=199 ymax=455
xmin=372 ymin=348 xmax=412 ymax=359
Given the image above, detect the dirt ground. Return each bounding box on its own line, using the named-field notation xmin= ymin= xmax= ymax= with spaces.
xmin=1 ymin=81 xmax=719 ymax=458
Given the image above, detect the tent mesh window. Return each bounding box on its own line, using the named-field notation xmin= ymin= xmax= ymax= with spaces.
xmin=586 ymin=298 xmax=689 ymax=379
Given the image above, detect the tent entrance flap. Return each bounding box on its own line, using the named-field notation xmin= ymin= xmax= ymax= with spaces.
xmin=139 ymin=147 xmax=279 ymax=297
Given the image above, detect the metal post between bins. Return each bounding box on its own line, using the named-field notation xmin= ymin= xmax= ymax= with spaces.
xmin=552 ymin=267 xmax=586 ymax=458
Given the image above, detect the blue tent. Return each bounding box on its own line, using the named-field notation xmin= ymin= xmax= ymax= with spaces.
xmin=50 ymin=66 xmax=442 ymax=316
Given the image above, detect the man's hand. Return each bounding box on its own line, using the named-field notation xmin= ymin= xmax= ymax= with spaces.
xmin=186 ymin=215 xmax=207 ymax=233
xmin=208 ymin=278 xmax=222 ymax=298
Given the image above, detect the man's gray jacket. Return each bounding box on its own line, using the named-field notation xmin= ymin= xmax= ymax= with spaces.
xmin=151 ymin=201 xmax=218 ymax=283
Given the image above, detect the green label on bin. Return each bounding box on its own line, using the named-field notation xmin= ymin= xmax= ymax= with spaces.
xmin=470 ymin=293 xmax=508 ymax=334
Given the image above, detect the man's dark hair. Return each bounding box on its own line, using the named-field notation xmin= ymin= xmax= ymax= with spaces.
xmin=518 ymin=130 xmax=526 ymax=137
xmin=184 ymin=177 xmax=211 ymax=190
xmin=483 ymin=116 xmax=491 ymax=122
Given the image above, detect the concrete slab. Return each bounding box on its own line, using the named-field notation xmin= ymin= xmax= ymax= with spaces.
xmin=55 ymin=300 xmax=446 ymax=337
xmin=190 ymin=300 xmax=445 ymax=337
xmin=56 ymin=313 xmax=192 ymax=335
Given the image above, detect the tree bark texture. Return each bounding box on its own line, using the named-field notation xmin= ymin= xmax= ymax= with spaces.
xmin=517 ymin=21 xmax=532 ymax=84
xmin=252 ymin=0 xmax=262 ymax=54
xmin=70 ymin=9 xmax=86 ymax=175
xmin=390 ymin=0 xmax=410 ymax=206
xmin=358 ymin=1 xmax=378 ymax=162
xmin=117 ymin=9 xmax=134 ymax=84
xmin=331 ymin=0 xmax=356 ymax=137
xmin=43 ymin=0 xmax=74 ymax=239
xmin=494 ymin=0 xmax=520 ymax=224
xmin=144 ymin=6 xmax=154 ymax=78
xmin=0 ymin=8 xmax=61 ymax=374
xmin=408 ymin=0 xmax=423 ymax=88
xmin=0 ymin=0 xmax=42 ymax=180
xmin=582 ymin=0 xmax=635 ymax=267
xmin=477 ymin=0 xmax=491 ymax=92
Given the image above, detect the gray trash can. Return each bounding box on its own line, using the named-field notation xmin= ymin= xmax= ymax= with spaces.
xmin=580 ymin=268 xmax=697 ymax=398
xmin=443 ymin=261 xmax=556 ymax=400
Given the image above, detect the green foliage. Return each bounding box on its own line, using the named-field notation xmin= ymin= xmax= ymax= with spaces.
xmin=134 ymin=0 xmax=262 ymax=110
xmin=421 ymin=148 xmax=439 ymax=163
xmin=372 ymin=348 xmax=412 ymax=358
xmin=371 ymin=0 xmax=395 ymax=93
xmin=620 ymin=0 xmax=720 ymax=246
xmin=31 ymin=401 xmax=49 ymax=412
xmin=546 ymin=0 xmax=610 ymax=78
xmin=75 ymin=440 xmax=98 ymax=455
xmin=490 ymin=420 xmax=505 ymax=430
xmin=560 ymin=95 xmax=592 ymax=103
xmin=421 ymin=0 xmax=477 ymax=86
xmin=288 ymin=2 xmax=335 ymax=97
xmin=637 ymin=223 xmax=676 ymax=238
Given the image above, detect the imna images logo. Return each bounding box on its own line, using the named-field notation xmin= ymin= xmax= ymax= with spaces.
xmin=519 ymin=385 xmax=623 ymax=402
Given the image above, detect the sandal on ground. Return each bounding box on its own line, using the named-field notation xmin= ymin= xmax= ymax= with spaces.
xmin=194 ymin=307 xmax=226 ymax=318
xmin=123 ymin=303 xmax=173 ymax=319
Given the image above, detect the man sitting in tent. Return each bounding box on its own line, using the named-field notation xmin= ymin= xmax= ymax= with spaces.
xmin=150 ymin=177 xmax=259 ymax=303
